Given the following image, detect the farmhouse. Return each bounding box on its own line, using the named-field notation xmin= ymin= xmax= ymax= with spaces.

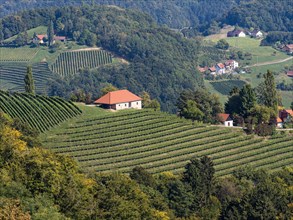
xmin=286 ymin=71 xmax=293 ymax=77
xmin=283 ymin=44 xmax=293 ymax=54
xmin=251 ymin=29 xmax=263 ymax=38
xmin=217 ymin=113 xmax=233 ymax=127
xmin=32 ymin=34 xmax=66 ymax=44
xmin=215 ymin=63 xmax=225 ymax=74
xmin=94 ymin=90 xmax=142 ymax=110
xmin=224 ymin=60 xmax=239 ymax=71
xmin=227 ymin=30 xmax=246 ymax=38
xmin=276 ymin=117 xmax=283 ymax=128
xmin=279 ymin=109 xmax=293 ymax=123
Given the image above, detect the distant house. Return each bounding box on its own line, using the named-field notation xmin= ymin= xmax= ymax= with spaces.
xmin=217 ymin=113 xmax=233 ymax=127
xmin=283 ymin=44 xmax=293 ymax=54
xmin=279 ymin=109 xmax=293 ymax=123
xmin=94 ymin=90 xmax=142 ymax=110
xmin=286 ymin=71 xmax=293 ymax=77
xmin=197 ymin=66 xmax=208 ymax=73
xmin=276 ymin=117 xmax=283 ymax=128
xmin=251 ymin=29 xmax=263 ymax=38
xmin=215 ymin=63 xmax=225 ymax=74
xmin=32 ymin=34 xmax=66 ymax=45
xmin=227 ymin=30 xmax=246 ymax=38
xmin=208 ymin=66 xmax=216 ymax=75
xmin=224 ymin=60 xmax=239 ymax=71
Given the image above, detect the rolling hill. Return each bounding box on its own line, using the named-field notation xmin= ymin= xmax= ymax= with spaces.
xmin=40 ymin=105 xmax=293 ymax=176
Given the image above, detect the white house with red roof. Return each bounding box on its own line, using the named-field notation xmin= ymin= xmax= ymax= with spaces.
xmin=215 ymin=63 xmax=226 ymax=74
xmin=251 ymin=29 xmax=263 ymax=38
xmin=94 ymin=90 xmax=142 ymax=110
xmin=224 ymin=60 xmax=239 ymax=71
xmin=217 ymin=113 xmax=233 ymax=127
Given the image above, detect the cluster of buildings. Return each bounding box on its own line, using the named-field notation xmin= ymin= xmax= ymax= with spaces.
xmin=283 ymin=44 xmax=293 ymax=54
xmin=32 ymin=34 xmax=66 ymax=45
xmin=198 ymin=60 xmax=239 ymax=75
xmin=227 ymin=29 xmax=263 ymax=38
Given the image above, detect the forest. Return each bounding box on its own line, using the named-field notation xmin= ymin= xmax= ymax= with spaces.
xmin=0 ymin=0 xmax=292 ymax=35
xmin=0 ymin=112 xmax=292 ymax=219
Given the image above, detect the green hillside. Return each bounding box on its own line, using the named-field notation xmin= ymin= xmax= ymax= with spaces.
xmin=0 ymin=62 xmax=54 ymax=93
xmin=41 ymin=106 xmax=293 ymax=176
xmin=0 ymin=91 xmax=82 ymax=132
xmin=50 ymin=49 xmax=112 ymax=77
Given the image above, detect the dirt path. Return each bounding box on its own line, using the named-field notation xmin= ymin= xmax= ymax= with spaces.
xmin=245 ymin=56 xmax=293 ymax=68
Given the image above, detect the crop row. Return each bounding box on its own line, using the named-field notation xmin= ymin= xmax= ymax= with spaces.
xmin=0 ymin=91 xmax=81 ymax=132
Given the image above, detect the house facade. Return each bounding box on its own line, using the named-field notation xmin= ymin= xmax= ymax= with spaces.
xmin=225 ymin=60 xmax=239 ymax=71
xmin=283 ymin=44 xmax=293 ymax=54
xmin=217 ymin=113 xmax=233 ymax=127
xmin=227 ymin=30 xmax=246 ymax=38
xmin=215 ymin=63 xmax=225 ymax=74
xmin=251 ymin=29 xmax=263 ymax=38
xmin=94 ymin=90 xmax=142 ymax=110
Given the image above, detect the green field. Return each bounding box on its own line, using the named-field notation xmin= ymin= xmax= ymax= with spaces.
xmin=0 ymin=62 xmax=54 ymax=93
xmin=0 ymin=91 xmax=82 ymax=132
xmin=0 ymin=47 xmax=39 ymax=62
xmin=210 ymin=80 xmax=247 ymax=95
xmin=50 ymin=49 xmax=113 ymax=76
xmin=3 ymin=26 xmax=48 ymax=43
xmin=40 ymin=106 xmax=293 ymax=176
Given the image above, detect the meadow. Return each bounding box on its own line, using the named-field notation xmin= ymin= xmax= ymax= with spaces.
xmin=40 ymin=106 xmax=293 ymax=176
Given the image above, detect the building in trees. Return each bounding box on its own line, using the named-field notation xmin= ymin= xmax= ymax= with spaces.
xmin=217 ymin=113 xmax=233 ymax=127
xmin=94 ymin=90 xmax=142 ymax=110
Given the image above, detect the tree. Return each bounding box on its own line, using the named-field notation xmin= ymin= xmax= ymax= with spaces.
xmin=100 ymin=84 xmax=118 ymax=96
xmin=216 ymin=39 xmax=229 ymax=50
xmin=182 ymin=100 xmax=204 ymax=124
xmin=14 ymin=31 xmax=28 ymax=46
xmin=24 ymin=66 xmax=35 ymax=95
xmin=291 ymin=101 xmax=293 ymax=111
xmin=141 ymin=91 xmax=151 ymax=107
xmin=47 ymin=20 xmax=54 ymax=47
xmin=256 ymin=70 xmax=278 ymax=113
xmin=239 ymin=84 xmax=256 ymax=117
xmin=148 ymin=100 xmax=161 ymax=111
xmin=129 ymin=166 xmax=156 ymax=188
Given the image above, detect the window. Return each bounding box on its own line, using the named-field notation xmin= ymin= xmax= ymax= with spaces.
xmin=137 ymin=102 xmax=138 ymax=105
xmin=125 ymin=104 xmax=127 ymax=106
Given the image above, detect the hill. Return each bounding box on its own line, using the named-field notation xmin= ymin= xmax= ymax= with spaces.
xmin=0 ymin=5 xmax=204 ymax=112
xmin=0 ymin=91 xmax=82 ymax=132
xmin=40 ymin=106 xmax=293 ymax=176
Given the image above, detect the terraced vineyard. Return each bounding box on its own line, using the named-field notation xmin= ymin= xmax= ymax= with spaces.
xmin=0 ymin=91 xmax=82 ymax=132
xmin=0 ymin=62 xmax=53 ymax=93
xmin=210 ymin=80 xmax=246 ymax=95
xmin=41 ymin=106 xmax=293 ymax=176
xmin=50 ymin=49 xmax=112 ymax=76
xmin=0 ymin=47 xmax=39 ymax=62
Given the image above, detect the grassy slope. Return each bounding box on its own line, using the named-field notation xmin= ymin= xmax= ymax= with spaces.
xmin=3 ymin=26 xmax=47 ymax=43
xmin=40 ymin=105 xmax=293 ymax=176
xmin=205 ymin=36 xmax=293 ymax=108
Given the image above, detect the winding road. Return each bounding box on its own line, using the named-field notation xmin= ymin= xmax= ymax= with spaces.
xmin=245 ymin=56 xmax=293 ymax=68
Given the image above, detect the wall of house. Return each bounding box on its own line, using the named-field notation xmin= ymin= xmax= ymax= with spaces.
xmin=114 ymin=101 xmax=142 ymax=110
xmin=238 ymin=32 xmax=246 ymax=37
xmin=224 ymin=120 xmax=233 ymax=127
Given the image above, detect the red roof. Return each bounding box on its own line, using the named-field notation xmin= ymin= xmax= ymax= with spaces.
xmin=217 ymin=113 xmax=231 ymax=122
xmin=197 ymin=66 xmax=208 ymax=73
xmin=286 ymin=109 xmax=293 ymax=116
xmin=217 ymin=63 xmax=225 ymax=69
xmin=94 ymin=90 xmax=142 ymax=105
xmin=286 ymin=71 xmax=293 ymax=77
xmin=209 ymin=66 xmax=216 ymax=72
xmin=285 ymin=44 xmax=293 ymax=49
xmin=37 ymin=34 xmax=46 ymax=40
xmin=54 ymin=36 xmax=66 ymax=40
xmin=277 ymin=117 xmax=282 ymax=123
xmin=225 ymin=60 xmax=235 ymax=66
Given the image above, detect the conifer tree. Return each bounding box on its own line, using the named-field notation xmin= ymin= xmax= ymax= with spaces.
xmin=239 ymin=84 xmax=256 ymax=117
xmin=24 ymin=66 xmax=35 ymax=95
xmin=261 ymin=70 xmax=278 ymax=112
xmin=47 ymin=20 xmax=54 ymax=47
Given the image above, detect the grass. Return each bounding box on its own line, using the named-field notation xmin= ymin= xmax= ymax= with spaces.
xmin=40 ymin=105 xmax=293 ymax=176
xmin=4 ymin=26 xmax=47 ymax=43
xmin=0 ymin=47 xmax=39 ymax=62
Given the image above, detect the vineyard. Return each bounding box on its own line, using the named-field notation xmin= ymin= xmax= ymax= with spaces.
xmin=210 ymin=80 xmax=247 ymax=95
xmin=0 ymin=47 xmax=39 ymax=62
xmin=0 ymin=91 xmax=82 ymax=132
xmin=41 ymin=106 xmax=293 ymax=176
xmin=0 ymin=62 xmax=53 ymax=93
xmin=50 ymin=49 xmax=113 ymax=76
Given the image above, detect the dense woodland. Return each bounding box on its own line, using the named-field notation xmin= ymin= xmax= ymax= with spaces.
xmin=0 ymin=112 xmax=292 ymax=219
xmin=1 ymin=0 xmax=292 ymax=35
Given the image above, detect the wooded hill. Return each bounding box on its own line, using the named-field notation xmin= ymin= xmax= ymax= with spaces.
xmin=0 ymin=5 xmax=204 ymax=112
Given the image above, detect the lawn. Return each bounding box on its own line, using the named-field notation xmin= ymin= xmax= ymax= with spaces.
xmin=4 ymin=26 xmax=48 ymax=43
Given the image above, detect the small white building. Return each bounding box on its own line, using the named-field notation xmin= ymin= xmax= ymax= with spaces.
xmin=225 ymin=60 xmax=239 ymax=70
xmin=251 ymin=29 xmax=263 ymax=38
xmin=94 ymin=89 xmax=142 ymax=110
xmin=217 ymin=113 xmax=233 ymax=127
xmin=276 ymin=117 xmax=283 ymax=128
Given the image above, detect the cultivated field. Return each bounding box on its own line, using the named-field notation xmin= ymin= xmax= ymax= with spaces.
xmin=50 ymin=49 xmax=113 ymax=76
xmin=0 ymin=47 xmax=39 ymax=62
xmin=41 ymin=106 xmax=293 ymax=176
xmin=0 ymin=91 xmax=82 ymax=132
xmin=0 ymin=62 xmax=54 ymax=93
xmin=210 ymin=80 xmax=247 ymax=95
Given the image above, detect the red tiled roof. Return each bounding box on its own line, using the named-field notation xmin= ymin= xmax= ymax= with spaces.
xmin=37 ymin=34 xmax=46 ymax=40
xmin=217 ymin=63 xmax=225 ymax=69
xmin=197 ymin=66 xmax=208 ymax=73
xmin=217 ymin=113 xmax=231 ymax=122
xmin=209 ymin=66 xmax=216 ymax=72
xmin=286 ymin=71 xmax=293 ymax=77
xmin=285 ymin=109 xmax=293 ymax=116
xmin=94 ymin=90 xmax=142 ymax=105
xmin=224 ymin=60 xmax=234 ymax=66
xmin=285 ymin=44 xmax=293 ymax=49
xmin=277 ymin=117 xmax=282 ymax=123
xmin=54 ymin=36 xmax=66 ymax=40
